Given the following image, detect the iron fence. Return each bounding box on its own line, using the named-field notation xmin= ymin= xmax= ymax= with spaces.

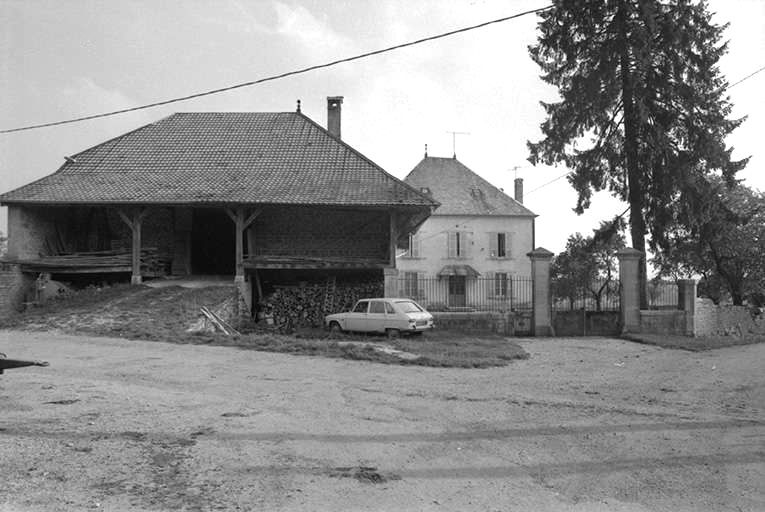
xmin=395 ymin=275 xmax=533 ymax=312
xmin=647 ymin=280 xmax=679 ymax=310
xmin=552 ymin=277 xmax=621 ymax=312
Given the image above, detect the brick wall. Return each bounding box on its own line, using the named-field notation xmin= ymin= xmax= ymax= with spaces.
xmin=253 ymin=207 xmax=388 ymax=260
xmin=694 ymin=298 xmax=765 ymax=336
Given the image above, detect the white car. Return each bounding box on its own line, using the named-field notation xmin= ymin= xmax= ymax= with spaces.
xmin=325 ymin=298 xmax=434 ymax=337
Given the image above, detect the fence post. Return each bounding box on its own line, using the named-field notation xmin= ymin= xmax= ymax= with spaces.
xmin=383 ymin=268 xmax=399 ymax=298
xmin=677 ymin=279 xmax=697 ymax=336
xmin=527 ymin=247 xmax=554 ymax=336
xmin=616 ymin=248 xmax=643 ymax=334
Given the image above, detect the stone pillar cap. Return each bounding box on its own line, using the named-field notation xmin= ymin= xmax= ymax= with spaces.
xmin=527 ymin=247 xmax=554 ymax=260
xmin=615 ymin=247 xmax=643 ymax=259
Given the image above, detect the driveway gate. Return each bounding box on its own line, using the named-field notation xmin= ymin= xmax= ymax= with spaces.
xmin=552 ymin=278 xmax=621 ymax=336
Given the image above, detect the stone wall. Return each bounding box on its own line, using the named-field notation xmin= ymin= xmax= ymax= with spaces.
xmin=431 ymin=311 xmax=532 ymax=336
xmin=0 ymin=263 xmax=33 ymax=318
xmin=638 ymin=310 xmax=689 ymax=335
xmin=694 ymin=298 xmax=765 ymax=337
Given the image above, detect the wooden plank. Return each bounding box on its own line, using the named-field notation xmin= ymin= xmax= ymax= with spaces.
xmin=389 ymin=210 xmax=398 ymax=267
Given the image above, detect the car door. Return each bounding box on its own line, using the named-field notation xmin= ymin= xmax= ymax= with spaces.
xmin=346 ymin=300 xmax=369 ymax=331
xmin=367 ymin=300 xmax=387 ymax=333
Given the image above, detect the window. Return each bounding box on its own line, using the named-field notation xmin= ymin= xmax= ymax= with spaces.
xmin=489 ymin=232 xmax=512 ymax=258
xmin=353 ymin=301 xmax=369 ymax=313
xmin=385 ymin=302 xmax=396 ymax=315
xmin=402 ymin=233 xmax=420 ymax=258
xmin=403 ymin=271 xmax=418 ymax=297
xmin=495 ymin=272 xmax=509 ymax=297
xmin=369 ymin=301 xmax=385 ymax=314
xmin=448 ymin=231 xmax=469 ymax=258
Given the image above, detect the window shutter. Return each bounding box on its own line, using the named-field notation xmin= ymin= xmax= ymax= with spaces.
xmin=486 ymin=271 xmax=495 ymax=298
xmin=464 ymin=231 xmax=472 ymax=258
xmin=507 ymin=232 xmax=514 ymax=258
xmin=489 ymin=232 xmax=498 ymax=258
xmin=447 ymin=232 xmax=456 ymax=258
xmin=417 ymin=272 xmax=426 ymax=298
xmin=412 ymin=235 xmax=420 ymax=258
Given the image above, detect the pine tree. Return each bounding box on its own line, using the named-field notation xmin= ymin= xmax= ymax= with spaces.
xmin=527 ymin=0 xmax=748 ymax=306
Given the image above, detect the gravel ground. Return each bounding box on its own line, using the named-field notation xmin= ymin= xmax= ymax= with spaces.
xmin=1 ymin=330 xmax=764 ymax=512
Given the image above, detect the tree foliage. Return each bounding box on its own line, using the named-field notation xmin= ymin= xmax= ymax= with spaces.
xmin=528 ymin=0 xmax=748 ymax=306
xmin=654 ymin=179 xmax=765 ymax=305
xmin=551 ymin=218 xmax=626 ymax=310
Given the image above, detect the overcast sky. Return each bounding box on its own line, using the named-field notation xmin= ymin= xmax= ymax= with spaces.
xmin=1 ymin=0 xmax=763 ymax=254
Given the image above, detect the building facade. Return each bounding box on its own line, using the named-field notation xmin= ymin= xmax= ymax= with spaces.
xmin=396 ymin=156 xmax=536 ymax=311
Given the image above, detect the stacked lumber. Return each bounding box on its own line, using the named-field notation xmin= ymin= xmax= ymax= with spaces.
xmin=19 ymin=248 xmax=169 ymax=275
xmin=260 ymin=279 xmax=383 ymax=330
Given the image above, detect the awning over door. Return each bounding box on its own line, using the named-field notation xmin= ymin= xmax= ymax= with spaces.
xmin=437 ymin=264 xmax=480 ymax=278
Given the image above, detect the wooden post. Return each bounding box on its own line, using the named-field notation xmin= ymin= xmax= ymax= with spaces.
xmin=117 ymin=207 xmax=148 ymax=285
xmin=225 ymin=207 xmax=262 ymax=283
xmin=389 ymin=210 xmax=398 ymax=267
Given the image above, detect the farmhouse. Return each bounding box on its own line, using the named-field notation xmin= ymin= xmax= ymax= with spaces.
xmin=0 ymin=98 xmax=438 ymax=316
xmin=396 ymin=154 xmax=536 ymax=311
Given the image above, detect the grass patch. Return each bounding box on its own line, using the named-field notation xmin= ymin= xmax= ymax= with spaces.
xmin=622 ymin=332 xmax=765 ymax=351
xmin=1 ymin=284 xmax=528 ymax=368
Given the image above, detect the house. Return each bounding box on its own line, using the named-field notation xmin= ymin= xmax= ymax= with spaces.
xmin=396 ymin=155 xmax=536 ymax=311
xmin=0 ymin=97 xmax=438 ymax=316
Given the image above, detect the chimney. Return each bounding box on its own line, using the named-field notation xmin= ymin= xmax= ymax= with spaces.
xmin=327 ymin=96 xmax=343 ymax=138
xmin=514 ymin=178 xmax=524 ymax=204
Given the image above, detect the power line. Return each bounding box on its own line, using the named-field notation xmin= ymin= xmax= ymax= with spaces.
xmin=0 ymin=5 xmax=553 ymax=135
xmin=728 ymin=64 xmax=765 ymax=89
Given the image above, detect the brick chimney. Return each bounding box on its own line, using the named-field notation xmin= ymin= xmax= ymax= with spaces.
xmin=514 ymin=178 xmax=524 ymax=204
xmin=327 ymin=96 xmax=343 ymax=138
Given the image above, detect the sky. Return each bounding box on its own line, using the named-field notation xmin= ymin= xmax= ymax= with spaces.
xmin=1 ymin=0 xmax=763 ymax=254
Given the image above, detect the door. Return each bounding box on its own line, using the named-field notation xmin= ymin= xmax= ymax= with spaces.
xmin=448 ymin=276 xmax=466 ymax=307
xmin=367 ymin=300 xmax=387 ymax=332
xmin=346 ymin=300 xmax=370 ymax=331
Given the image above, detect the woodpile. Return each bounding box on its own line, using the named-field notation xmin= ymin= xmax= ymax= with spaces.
xmin=259 ymin=279 xmax=383 ymax=330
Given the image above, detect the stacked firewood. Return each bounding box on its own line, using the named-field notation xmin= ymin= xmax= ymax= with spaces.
xmin=259 ymin=280 xmax=383 ymax=330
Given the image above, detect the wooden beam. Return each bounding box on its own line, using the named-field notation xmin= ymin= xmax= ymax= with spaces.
xmin=233 ymin=208 xmax=245 ymax=282
xmin=243 ymin=208 xmax=263 ymax=230
xmin=389 ymin=210 xmax=398 ymax=267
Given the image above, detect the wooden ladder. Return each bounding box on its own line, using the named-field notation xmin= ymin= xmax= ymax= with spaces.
xmin=323 ymin=276 xmax=337 ymax=314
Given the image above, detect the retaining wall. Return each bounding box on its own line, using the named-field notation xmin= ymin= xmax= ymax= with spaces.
xmin=431 ymin=311 xmax=532 ymax=336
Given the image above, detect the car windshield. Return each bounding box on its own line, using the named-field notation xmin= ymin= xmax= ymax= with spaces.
xmin=395 ymin=300 xmax=423 ymax=313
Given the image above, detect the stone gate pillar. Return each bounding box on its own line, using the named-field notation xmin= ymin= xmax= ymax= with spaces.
xmin=677 ymin=279 xmax=697 ymax=336
xmin=527 ymin=248 xmax=554 ymax=336
xmin=383 ymin=268 xmax=399 ymax=298
xmin=616 ymin=248 xmax=643 ymax=334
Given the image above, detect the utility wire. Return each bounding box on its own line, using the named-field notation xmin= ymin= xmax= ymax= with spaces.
xmin=0 ymin=5 xmax=553 ymax=135
xmin=728 ymin=64 xmax=765 ymax=89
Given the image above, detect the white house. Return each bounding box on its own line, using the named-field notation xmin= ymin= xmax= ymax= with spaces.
xmin=396 ymin=155 xmax=536 ymax=311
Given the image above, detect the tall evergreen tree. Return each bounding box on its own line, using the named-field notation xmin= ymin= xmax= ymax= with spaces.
xmin=527 ymin=0 xmax=748 ymax=306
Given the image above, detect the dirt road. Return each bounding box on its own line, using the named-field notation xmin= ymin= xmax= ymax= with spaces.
xmin=1 ymin=330 xmax=763 ymax=511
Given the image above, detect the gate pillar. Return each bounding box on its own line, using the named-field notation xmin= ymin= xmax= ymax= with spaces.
xmin=527 ymin=248 xmax=554 ymax=336
xmin=616 ymin=248 xmax=643 ymax=333
xmin=384 ymin=268 xmax=399 ymax=298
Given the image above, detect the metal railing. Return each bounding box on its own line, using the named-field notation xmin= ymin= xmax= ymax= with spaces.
xmin=552 ymin=277 xmax=621 ymax=312
xmin=395 ymin=276 xmax=533 ymax=312
xmin=647 ymin=280 xmax=679 ymax=310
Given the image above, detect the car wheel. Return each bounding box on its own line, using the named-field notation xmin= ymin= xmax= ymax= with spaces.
xmin=329 ymin=321 xmax=343 ymax=334
xmin=386 ymin=328 xmax=401 ymax=340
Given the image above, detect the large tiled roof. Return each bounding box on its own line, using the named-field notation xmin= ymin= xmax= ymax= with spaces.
xmin=0 ymin=112 xmax=436 ymax=208
xmin=403 ymin=156 xmax=535 ymax=216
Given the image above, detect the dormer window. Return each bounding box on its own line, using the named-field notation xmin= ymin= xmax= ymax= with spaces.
xmin=470 ymin=188 xmax=484 ymax=199
xmin=420 ymin=187 xmax=431 ymax=195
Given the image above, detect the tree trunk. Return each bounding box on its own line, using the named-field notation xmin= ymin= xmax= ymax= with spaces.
xmin=618 ymin=0 xmax=648 ymax=309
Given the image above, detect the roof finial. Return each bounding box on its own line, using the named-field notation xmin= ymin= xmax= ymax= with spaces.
xmin=296 ymin=99 xmax=301 ymax=113
xmin=424 ymin=143 xmax=428 ymax=157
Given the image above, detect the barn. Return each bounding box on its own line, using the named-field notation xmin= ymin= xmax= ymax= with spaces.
xmin=0 ymin=98 xmax=438 ymax=318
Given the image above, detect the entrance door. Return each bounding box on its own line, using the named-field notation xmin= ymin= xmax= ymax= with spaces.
xmin=448 ymin=276 xmax=466 ymax=307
